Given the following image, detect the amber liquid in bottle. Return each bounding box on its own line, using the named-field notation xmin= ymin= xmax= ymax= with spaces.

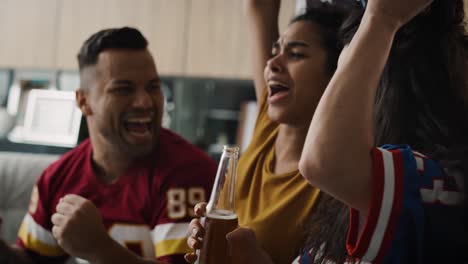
xmin=198 ymin=146 xmax=239 ymax=264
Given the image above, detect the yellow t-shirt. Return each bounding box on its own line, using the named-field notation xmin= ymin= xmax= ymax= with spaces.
xmin=236 ymin=94 xmax=320 ymax=264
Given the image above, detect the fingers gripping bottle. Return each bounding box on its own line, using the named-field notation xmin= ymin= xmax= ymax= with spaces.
xmin=199 ymin=146 xmax=239 ymax=264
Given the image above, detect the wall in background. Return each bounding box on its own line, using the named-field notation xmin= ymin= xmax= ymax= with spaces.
xmin=0 ymin=0 xmax=59 ymax=69
xmin=466 ymin=0 xmax=468 ymax=24
xmin=0 ymin=0 xmax=295 ymax=79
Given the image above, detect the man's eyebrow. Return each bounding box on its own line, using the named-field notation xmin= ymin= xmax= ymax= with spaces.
xmin=109 ymin=78 xmax=160 ymax=86
xmin=111 ymin=80 xmax=133 ymax=85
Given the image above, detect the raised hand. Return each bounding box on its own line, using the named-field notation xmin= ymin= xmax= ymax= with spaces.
xmin=51 ymin=194 xmax=111 ymax=262
xmin=366 ymin=0 xmax=433 ymax=29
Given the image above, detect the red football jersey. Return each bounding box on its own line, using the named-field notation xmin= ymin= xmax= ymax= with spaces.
xmin=17 ymin=128 xmax=216 ymax=264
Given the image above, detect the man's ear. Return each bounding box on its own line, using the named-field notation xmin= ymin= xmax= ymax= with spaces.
xmin=76 ymin=89 xmax=92 ymax=116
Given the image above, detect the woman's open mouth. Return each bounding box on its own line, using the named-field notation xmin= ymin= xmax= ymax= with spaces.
xmin=268 ymin=81 xmax=291 ymax=103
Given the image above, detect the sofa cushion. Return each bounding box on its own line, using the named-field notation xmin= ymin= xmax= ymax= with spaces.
xmin=0 ymin=151 xmax=58 ymax=243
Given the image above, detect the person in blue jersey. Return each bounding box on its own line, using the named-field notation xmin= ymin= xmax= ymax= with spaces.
xmin=298 ymin=0 xmax=468 ymax=263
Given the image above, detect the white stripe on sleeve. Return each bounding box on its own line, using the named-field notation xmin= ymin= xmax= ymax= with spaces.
xmin=151 ymin=222 xmax=190 ymax=243
xmin=23 ymin=214 xmax=59 ymax=246
xmin=361 ymin=148 xmax=396 ymax=261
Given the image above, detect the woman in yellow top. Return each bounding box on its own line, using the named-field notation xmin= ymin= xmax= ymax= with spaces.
xmin=186 ymin=0 xmax=348 ymax=263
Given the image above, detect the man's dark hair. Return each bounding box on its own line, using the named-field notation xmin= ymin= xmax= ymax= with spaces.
xmin=77 ymin=27 xmax=148 ymax=71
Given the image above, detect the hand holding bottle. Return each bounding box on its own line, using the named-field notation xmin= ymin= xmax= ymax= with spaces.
xmin=185 ymin=203 xmax=207 ymax=263
xmin=185 ymin=202 xmax=273 ymax=264
xmin=185 ymin=146 xmax=239 ymax=264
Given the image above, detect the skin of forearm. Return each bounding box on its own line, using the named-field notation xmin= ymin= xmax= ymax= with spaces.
xmin=243 ymin=0 xmax=280 ymax=98
xmin=300 ymin=12 xmax=399 ymax=212
xmin=243 ymin=0 xmax=280 ymax=17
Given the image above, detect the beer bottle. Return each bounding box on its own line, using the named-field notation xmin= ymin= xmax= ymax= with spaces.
xmin=198 ymin=146 xmax=239 ymax=264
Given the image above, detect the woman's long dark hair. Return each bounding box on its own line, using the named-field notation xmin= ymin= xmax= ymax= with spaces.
xmin=304 ymin=0 xmax=468 ymax=262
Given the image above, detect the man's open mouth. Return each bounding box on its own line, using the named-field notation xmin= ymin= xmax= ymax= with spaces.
xmin=124 ymin=118 xmax=153 ymax=137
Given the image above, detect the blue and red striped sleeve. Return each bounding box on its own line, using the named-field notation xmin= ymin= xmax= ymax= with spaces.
xmin=346 ymin=145 xmax=423 ymax=263
xmin=346 ymin=145 xmax=465 ymax=263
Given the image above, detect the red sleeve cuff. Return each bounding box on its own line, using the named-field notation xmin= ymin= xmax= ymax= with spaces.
xmin=346 ymin=148 xmax=404 ymax=263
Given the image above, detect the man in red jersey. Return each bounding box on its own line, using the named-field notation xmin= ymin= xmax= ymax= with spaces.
xmin=0 ymin=27 xmax=216 ymax=264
